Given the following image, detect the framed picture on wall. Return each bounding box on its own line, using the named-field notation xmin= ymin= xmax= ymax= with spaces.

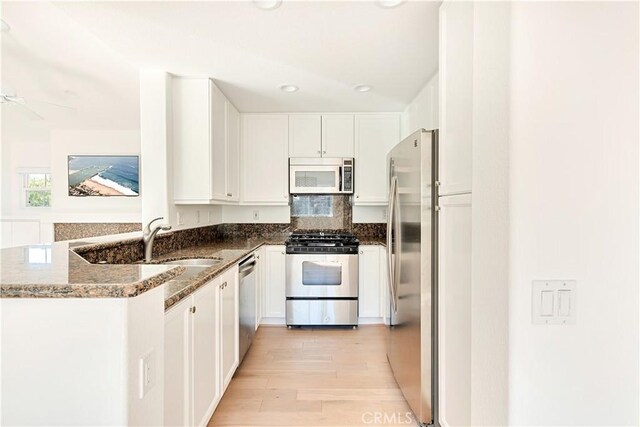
xmin=67 ymin=155 xmax=140 ymax=197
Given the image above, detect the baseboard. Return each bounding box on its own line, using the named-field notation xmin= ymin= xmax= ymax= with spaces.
xmin=358 ymin=317 xmax=385 ymax=325
xmin=259 ymin=317 xmax=286 ymax=325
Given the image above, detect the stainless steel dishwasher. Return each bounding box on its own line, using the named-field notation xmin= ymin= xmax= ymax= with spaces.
xmin=238 ymin=254 xmax=257 ymax=363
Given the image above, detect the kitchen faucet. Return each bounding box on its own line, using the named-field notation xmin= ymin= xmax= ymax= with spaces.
xmin=143 ymin=217 xmax=172 ymax=262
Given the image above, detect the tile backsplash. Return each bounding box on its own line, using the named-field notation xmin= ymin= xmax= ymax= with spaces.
xmin=290 ymin=195 xmax=352 ymax=231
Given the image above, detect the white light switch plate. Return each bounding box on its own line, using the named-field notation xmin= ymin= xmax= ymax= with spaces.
xmin=532 ymin=280 xmax=576 ymax=325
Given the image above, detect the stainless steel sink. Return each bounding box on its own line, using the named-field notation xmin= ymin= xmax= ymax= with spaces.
xmin=160 ymin=257 xmax=223 ymax=266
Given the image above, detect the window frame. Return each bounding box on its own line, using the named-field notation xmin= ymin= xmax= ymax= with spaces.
xmin=20 ymin=170 xmax=52 ymax=209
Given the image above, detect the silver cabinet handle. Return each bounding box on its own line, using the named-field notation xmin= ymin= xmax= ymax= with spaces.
xmin=227 ymin=193 xmax=232 ymax=197
xmin=360 ymin=250 xmax=363 ymax=254
xmin=191 ymin=306 xmax=196 ymax=314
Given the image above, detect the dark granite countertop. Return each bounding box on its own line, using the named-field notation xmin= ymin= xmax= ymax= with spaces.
xmin=0 ymin=234 xmax=285 ymax=301
xmin=157 ymin=238 xmax=285 ymax=310
xmin=0 ymin=241 xmax=184 ymax=298
xmin=0 ymin=228 xmax=380 ymax=306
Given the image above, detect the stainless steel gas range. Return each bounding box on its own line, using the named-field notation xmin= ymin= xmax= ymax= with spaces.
xmin=285 ymin=231 xmax=359 ymax=326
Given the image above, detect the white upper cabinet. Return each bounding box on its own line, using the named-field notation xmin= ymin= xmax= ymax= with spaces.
xmin=288 ymin=114 xmax=354 ymax=158
xmin=322 ymin=114 xmax=354 ymax=157
xmin=210 ymin=82 xmax=228 ymax=201
xmin=241 ymin=114 xmax=289 ymax=205
xmin=226 ymin=101 xmax=240 ymax=202
xmin=173 ymin=77 xmax=240 ymax=204
xmin=354 ymin=113 xmax=401 ymax=205
xmin=289 ymin=114 xmax=322 ymax=157
xmin=439 ymin=1 xmax=473 ymax=195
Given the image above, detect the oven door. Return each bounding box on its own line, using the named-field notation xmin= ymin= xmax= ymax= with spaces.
xmin=286 ymin=254 xmax=358 ymax=298
xmin=289 ymin=165 xmax=341 ymax=194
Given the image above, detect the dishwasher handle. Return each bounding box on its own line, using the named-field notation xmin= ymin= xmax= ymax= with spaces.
xmin=239 ymin=255 xmax=257 ymax=278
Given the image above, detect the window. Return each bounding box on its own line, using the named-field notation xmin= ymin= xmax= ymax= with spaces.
xmin=23 ymin=172 xmax=51 ymax=208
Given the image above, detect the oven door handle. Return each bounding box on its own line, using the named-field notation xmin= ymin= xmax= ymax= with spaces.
xmin=303 ymin=261 xmax=342 ymax=268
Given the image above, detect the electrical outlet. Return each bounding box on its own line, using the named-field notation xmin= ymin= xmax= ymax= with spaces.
xmin=177 ymin=211 xmax=185 ymax=226
xmin=139 ymin=350 xmax=156 ymax=398
xmin=196 ymin=210 xmax=201 ymax=224
xmin=253 ymin=210 xmax=260 ymax=221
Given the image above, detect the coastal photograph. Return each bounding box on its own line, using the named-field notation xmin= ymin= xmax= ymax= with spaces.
xmin=68 ymin=155 xmax=139 ymax=197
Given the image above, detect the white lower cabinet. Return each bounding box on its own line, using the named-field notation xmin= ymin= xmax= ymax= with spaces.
xmin=219 ymin=266 xmax=239 ymax=392
xmin=164 ymin=266 xmax=239 ymax=427
xmin=255 ymin=247 xmax=266 ymax=329
xmin=438 ymin=193 xmax=472 ymax=427
xmin=262 ymin=245 xmax=286 ymax=322
xmin=358 ymin=245 xmax=389 ymax=324
xmin=164 ymin=297 xmax=193 ymax=427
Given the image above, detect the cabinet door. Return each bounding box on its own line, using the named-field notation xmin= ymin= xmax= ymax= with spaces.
xmin=192 ymin=280 xmax=220 ymax=427
xmin=172 ymin=78 xmax=212 ymax=202
xmin=263 ymin=246 xmax=286 ymax=319
xmin=438 ymin=193 xmax=471 ymax=427
xmin=241 ymin=114 xmax=289 ymax=205
xmin=226 ymin=101 xmax=240 ymax=202
xmin=289 ymin=114 xmax=322 ymax=157
xmin=439 ymin=1 xmax=473 ymax=195
xmin=354 ymin=114 xmax=401 ymax=205
xmin=210 ymin=81 xmax=228 ymax=201
xmin=358 ymin=246 xmax=381 ymax=318
xmin=255 ymin=247 xmax=265 ymax=329
xmin=164 ymin=297 xmax=192 ymax=427
xmin=379 ymin=246 xmax=391 ymax=326
xmin=322 ymin=114 xmax=354 ymax=157
xmin=219 ymin=266 xmax=239 ymax=392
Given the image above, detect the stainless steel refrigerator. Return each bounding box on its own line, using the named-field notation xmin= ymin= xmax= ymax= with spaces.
xmin=386 ymin=128 xmax=438 ymax=426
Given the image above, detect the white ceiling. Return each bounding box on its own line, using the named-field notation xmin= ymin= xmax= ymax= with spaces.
xmin=1 ymin=1 xmax=140 ymax=130
xmin=2 ymin=0 xmax=439 ymax=131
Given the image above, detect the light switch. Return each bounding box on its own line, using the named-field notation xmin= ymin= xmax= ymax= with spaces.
xmin=532 ymin=280 xmax=577 ymax=325
xmin=540 ymin=291 xmax=554 ymax=316
xmin=558 ymin=290 xmax=571 ymax=316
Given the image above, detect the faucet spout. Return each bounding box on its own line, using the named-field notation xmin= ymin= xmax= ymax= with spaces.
xmin=143 ymin=217 xmax=172 ymax=262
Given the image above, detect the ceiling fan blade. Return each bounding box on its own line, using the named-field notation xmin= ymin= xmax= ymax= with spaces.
xmin=8 ymin=102 xmax=45 ymax=121
xmin=29 ymin=99 xmax=75 ymax=110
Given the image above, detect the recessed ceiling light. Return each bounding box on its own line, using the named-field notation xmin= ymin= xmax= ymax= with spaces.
xmin=280 ymin=84 xmax=299 ymax=93
xmin=253 ymin=0 xmax=282 ymax=10
xmin=0 ymin=19 xmax=10 ymax=33
xmin=377 ymin=0 xmax=406 ymax=8
xmin=354 ymin=85 xmax=373 ymax=93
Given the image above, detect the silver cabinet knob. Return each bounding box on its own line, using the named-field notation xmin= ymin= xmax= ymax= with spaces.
xmin=317 ymin=150 xmax=321 ymax=154
xmin=227 ymin=193 xmax=232 ymax=197
xmin=323 ymin=151 xmax=326 ymax=154
xmin=360 ymin=250 xmax=363 ymax=254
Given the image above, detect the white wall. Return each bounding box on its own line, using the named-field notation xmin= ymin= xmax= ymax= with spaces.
xmin=403 ymin=72 xmax=439 ymax=138
xmin=50 ymin=129 xmax=141 ymax=221
xmin=508 ymin=2 xmax=639 ymax=425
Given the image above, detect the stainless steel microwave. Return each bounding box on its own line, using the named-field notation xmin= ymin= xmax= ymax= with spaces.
xmin=289 ymin=158 xmax=354 ymax=194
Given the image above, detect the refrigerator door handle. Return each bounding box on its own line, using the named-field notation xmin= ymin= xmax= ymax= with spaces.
xmin=387 ymin=175 xmax=398 ymax=313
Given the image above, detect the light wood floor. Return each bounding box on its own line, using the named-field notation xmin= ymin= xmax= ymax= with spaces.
xmin=207 ymin=325 xmax=417 ymax=427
